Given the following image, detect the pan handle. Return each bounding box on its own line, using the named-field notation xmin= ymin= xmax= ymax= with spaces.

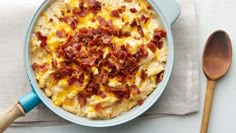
xmin=151 ymin=0 xmax=180 ymax=26
xmin=0 ymin=102 xmax=25 ymax=132
xmin=19 ymin=91 xmax=41 ymax=113
xmin=0 ymin=91 xmax=41 ymax=132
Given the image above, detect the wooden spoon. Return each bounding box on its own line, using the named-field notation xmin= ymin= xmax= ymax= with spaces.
xmin=201 ymin=30 xmax=232 ymax=133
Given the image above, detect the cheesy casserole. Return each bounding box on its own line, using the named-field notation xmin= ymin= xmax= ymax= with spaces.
xmin=31 ymin=0 xmax=167 ymax=119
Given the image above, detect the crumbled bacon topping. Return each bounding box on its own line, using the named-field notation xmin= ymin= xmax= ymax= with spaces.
xmin=130 ymin=8 xmax=137 ymax=13
xmin=110 ymin=6 xmax=126 ymax=18
xmin=138 ymin=99 xmax=144 ymax=105
xmin=86 ymin=81 xmax=100 ymax=95
xmin=135 ymin=45 xmax=148 ymax=60
xmin=147 ymin=4 xmax=152 ymax=10
xmin=140 ymin=15 xmax=149 ymax=23
xmin=35 ymin=31 xmax=47 ymax=42
xmin=151 ymin=29 xmax=167 ymax=49
xmin=51 ymin=59 xmax=58 ymax=68
xmin=97 ymin=15 xmax=109 ymax=27
xmin=98 ymin=71 xmax=108 ymax=84
xmin=141 ymin=69 xmax=147 ymax=80
xmin=110 ymin=9 xmax=120 ymax=17
xmin=88 ymin=0 xmax=101 ymax=13
xmin=156 ymin=71 xmax=164 ymax=83
xmin=147 ymin=42 xmax=157 ymax=52
xmin=56 ymin=30 xmax=67 ymax=38
xmin=33 ymin=1 xmax=167 ymax=103
xmin=32 ymin=63 xmax=48 ymax=72
xmin=77 ymin=92 xmax=87 ymax=105
xmin=124 ymin=0 xmax=132 ymax=2
xmin=120 ymin=6 xmax=126 ymax=13
xmin=70 ymin=19 xmax=78 ymax=30
xmin=130 ymin=19 xmax=137 ymax=27
xmin=108 ymin=87 xmax=130 ymax=99
xmin=52 ymin=68 xmax=73 ymax=80
xmin=40 ymin=41 xmax=47 ymax=48
xmin=49 ymin=18 xmax=53 ymax=22
xmin=137 ymin=25 xmax=144 ymax=37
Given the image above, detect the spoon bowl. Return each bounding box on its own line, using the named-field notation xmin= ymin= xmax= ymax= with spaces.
xmin=200 ymin=30 xmax=232 ymax=133
xmin=203 ymin=30 xmax=232 ymax=80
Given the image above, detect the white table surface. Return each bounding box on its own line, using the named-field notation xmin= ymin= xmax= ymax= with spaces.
xmin=5 ymin=0 xmax=236 ymax=132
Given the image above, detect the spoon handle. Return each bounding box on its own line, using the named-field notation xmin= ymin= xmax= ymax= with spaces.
xmin=200 ymin=79 xmax=216 ymax=133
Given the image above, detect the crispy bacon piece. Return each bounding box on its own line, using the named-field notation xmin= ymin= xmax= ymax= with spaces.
xmin=151 ymin=29 xmax=166 ymax=49
xmin=40 ymin=41 xmax=47 ymax=48
xmin=149 ymin=29 xmax=167 ymax=49
xmin=147 ymin=42 xmax=157 ymax=52
xmin=99 ymin=72 xmax=108 ymax=84
xmin=153 ymin=29 xmax=167 ymax=41
xmin=51 ymin=59 xmax=57 ymax=68
xmin=59 ymin=16 xmax=69 ymax=23
xmin=73 ymin=1 xmax=101 ymax=17
xmin=72 ymin=42 xmax=82 ymax=51
xmin=122 ymin=31 xmax=131 ymax=37
xmin=110 ymin=9 xmax=120 ymax=17
xmin=140 ymin=15 xmax=149 ymax=23
xmin=35 ymin=31 xmax=47 ymax=42
xmin=53 ymin=68 xmax=73 ymax=80
xmin=129 ymin=85 xmax=140 ymax=95
xmin=78 ymin=3 xmax=88 ymax=17
xmin=35 ymin=31 xmax=48 ymax=48
xmin=156 ymin=71 xmax=164 ymax=83
xmin=77 ymin=93 xmax=87 ymax=106
xmin=130 ymin=8 xmax=137 ymax=13
xmin=138 ymin=99 xmax=144 ymax=105
xmin=32 ymin=63 xmax=48 ymax=72
xmin=101 ymin=35 xmax=112 ymax=44
xmin=72 ymin=7 xmax=81 ymax=16
xmin=88 ymin=0 xmax=101 ymax=13
xmin=136 ymin=45 xmax=148 ymax=59
xmin=97 ymin=15 xmax=108 ymax=27
xmin=124 ymin=0 xmax=132 ymax=2
xmin=117 ymin=50 xmax=127 ymax=60
xmin=64 ymin=46 xmax=77 ymax=59
xmin=157 ymin=41 xmax=164 ymax=49
xmin=86 ymin=81 xmax=100 ymax=95
xmin=108 ymin=87 xmax=130 ymax=99
xmin=147 ymin=4 xmax=152 ymax=10
xmin=70 ymin=19 xmax=77 ymax=30
xmin=49 ymin=18 xmax=53 ymax=22
xmin=160 ymin=29 xmax=167 ymax=38
xmin=137 ymin=25 xmax=144 ymax=37
xmin=56 ymin=30 xmax=67 ymax=38
xmin=141 ymin=69 xmax=147 ymax=80
xmin=79 ymin=56 xmax=97 ymax=66
xmin=124 ymin=56 xmax=138 ymax=74
xmin=130 ymin=19 xmax=137 ymax=27
xmin=67 ymin=76 xmax=82 ymax=86
xmin=88 ymin=46 xmax=97 ymax=54
xmin=77 ymin=49 xmax=88 ymax=58
xmin=78 ymin=73 xmax=85 ymax=82
xmin=66 ymin=35 xmax=73 ymax=42
xmin=120 ymin=6 xmax=126 ymax=13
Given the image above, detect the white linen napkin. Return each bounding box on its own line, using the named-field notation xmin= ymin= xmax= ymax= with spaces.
xmin=0 ymin=0 xmax=199 ymax=126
